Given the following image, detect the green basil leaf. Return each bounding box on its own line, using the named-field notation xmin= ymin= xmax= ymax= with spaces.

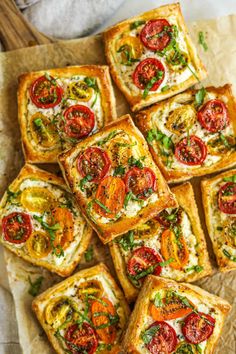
xmin=79 ymin=174 xmax=93 ymax=192
xmin=113 ymin=165 xmax=125 ymax=176
xmin=130 ymin=20 xmax=145 ymax=30
xmin=154 ymin=292 xmax=163 ymax=308
xmin=198 ymin=31 xmax=208 ymax=51
xmin=141 ymin=325 xmax=160 ymax=344
xmin=194 ymin=87 xmax=206 ymax=108
xmin=84 ymin=245 xmax=94 ymax=262
xmin=28 ymin=276 xmax=44 ymax=297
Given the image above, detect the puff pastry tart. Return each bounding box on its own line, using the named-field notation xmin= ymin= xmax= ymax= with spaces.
xmin=123 ymin=275 xmax=231 ymax=354
xmin=18 ymin=65 xmax=116 ymax=163
xmin=103 ymin=3 xmax=207 ymax=111
xmin=202 ymin=169 xmax=236 ymax=273
xmin=32 ymin=263 xmax=130 ymax=354
xmin=0 ymin=164 xmax=93 ymax=277
xmin=135 ymin=84 xmax=236 ymax=183
xmin=58 ymin=115 xmax=177 ymax=244
xmin=110 ymin=182 xmax=212 ymax=302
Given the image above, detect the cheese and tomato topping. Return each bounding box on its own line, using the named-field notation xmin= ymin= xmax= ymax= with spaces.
xmin=27 ymin=73 xmax=104 ymax=153
xmin=1 ymin=178 xmax=88 ymax=267
xmin=145 ymin=89 xmax=235 ymax=170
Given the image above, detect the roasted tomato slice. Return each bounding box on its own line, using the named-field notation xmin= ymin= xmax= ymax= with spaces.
xmin=174 ymin=342 xmax=198 ymax=354
xmin=218 ymin=182 xmax=236 ymax=214
xmin=30 ymin=112 xmax=59 ymax=148
xmin=94 ymin=176 xmax=126 ymax=218
xmin=144 ymin=321 xmax=177 ymax=354
xmin=197 ymin=99 xmax=229 ymax=133
xmin=65 ymin=323 xmax=98 ymax=354
xmin=175 ymin=135 xmax=207 ymax=166
xmin=150 ymin=295 xmax=193 ymax=321
xmin=51 ymin=207 xmax=74 ymax=251
xmin=2 ymin=212 xmax=32 ymax=244
xmin=133 ymin=219 xmax=161 ymax=239
xmin=30 ymin=75 xmax=63 ymax=109
xmin=117 ymin=36 xmax=143 ymax=63
xmin=156 ymin=207 xmax=183 ymax=228
xmin=161 ymin=229 xmax=189 ymax=270
xmin=45 ymin=296 xmax=78 ymax=328
xmin=107 ymin=133 xmax=133 ymax=168
xmin=182 ymin=312 xmax=215 ymax=344
xmin=124 ymin=166 xmax=156 ymax=199
xmin=127 ymin=246 xmax=162 ymax=281
xmin=91 ymin=297 xmax=117 ymax=344
xmin=77 ymin=147 xmax=111 ymax=183
xmin=77 ymin=280 xmax=104 ymax=300
xmin=68 ymin=81 xmax=93 ymax=101
xmin=26 ymin=231 xmax=51 ymax=258
xmin=140 ymin=19 xmax=172 ymax=51
xmin=166 ymin=105 xmax=196 ymax=136
xmin=20 ymin=187 xmax=56 ymax=213
xmin=132 ymin=58 xmax=165 ymax=90
xmin=63 ymin=104 xmax=95 ymax=140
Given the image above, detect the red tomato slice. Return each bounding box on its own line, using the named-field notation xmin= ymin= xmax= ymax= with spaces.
xmin=127 ymin=246 xmax=162 ymax=279
xmin=218 ymin=182 xmax=236 ymax=214
xmin=124 ymin=166 xmax=156 ymax=199
xmin=155 ymin=208 xmax=182 ymax=228
xmin=175 ymin=135 xmax=207 ymax=166
xmin=30 ymin=75 xmax=63 ymax=109
xmin=140 ymin=19 xmax=172 ymax=51
xmin=182 ymin=312 xmax=215 ymax=344
xmin=197 ymin=99 xmax=229 ymax=133
xmin=2 ymin=212 xmax=32 ymax=244
xmin=145 ymin=321 xmax=177 ymax=354
xmin=65 ymin=323 xmax=98 ymax=354
xmin=77 ymin=147 xmax=111 ymax=183
xmin=94 ymin=176 xmax=126 ymax=218
xmin=132 ymin=58 xmax=165 ymax=90
xmin=63 ymin=105 xmax=95 ymax=139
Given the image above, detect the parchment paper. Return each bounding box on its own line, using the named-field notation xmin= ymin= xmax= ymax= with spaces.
xmin=0 ymin=14 xmax=236 ymax=354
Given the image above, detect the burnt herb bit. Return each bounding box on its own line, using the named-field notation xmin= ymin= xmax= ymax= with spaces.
xmin=198 ymin=31 xmax=208 ymax=51
xmin=80 ymin=174 xmax=93 ymax=192
xmin=6 ymin=188 xmax=21 ymax=203
xmin=28 ymin=276 xmax=44 ymax=297
xmin=186 ymin=265 xmax=204 ymax=273
xmin=194 ymin=87 xmax=206 ymax=108
xmin=154 ymin=292 xmax=163 ymax=307
xmin=113 ymin=165 xmax=125 ymax=176
xmin=141 ymin=325 xmax=160 ymax=344
xmin=216 ymin=226 xmax=223 ymax=231
xmin=117 ymin=230 xmax=143 ymax=251
xmin=84 ymin=245 xmax=94 ymax=262
xmin=223 ymin=249 xmax=236 ymax=262
xmin=130 ymin=20 xmax=146 ymax=30
xmin=142 ymin=71 xmax=164 ymax=99
xmin=128 ymin=155 xmax=145 ymax=168
xmin=223 ymin=174 xmax=236 ymax=183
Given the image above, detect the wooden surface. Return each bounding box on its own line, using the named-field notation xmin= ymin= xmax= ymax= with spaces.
xmin=0 ymin=0 xmax=53 ymax=51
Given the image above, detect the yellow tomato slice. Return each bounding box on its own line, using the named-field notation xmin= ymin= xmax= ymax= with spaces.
xmin=45 ymin=296 xmax=78 ymax=329
xmin=166 ymin=50 xmax=189 ymax=72
xmin=26 ymin=231 xmax=51 ymax=258
xmin=166 ymin=105 xmax=196 ymax=136
xmin=68 ymin=81 xmax=93 ymax=101
xmin=21 ymin=187 xmax=56 ymax=213
xmin=30 ymin=112 xmax=59 ymax=148
xmin=51 ymin=207 xmax=74 ymax=251
xmin=107 ymin=133 xmax=134 ymax=168
xmin=77 ymin=280 xmax=104 ymax=300
xmin=133 ymin=219 xmax=161 ymax=239
xmin=174 ymin=342 xmax=198 ymax=354
xmin=117 ymin=36 xmax=143 ymax=62
xmin=207 ymin=135 xmax=235 ymax=156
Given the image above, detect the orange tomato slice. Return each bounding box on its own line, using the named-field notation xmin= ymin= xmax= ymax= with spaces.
xmin=150 ymin=298 xmax=193 ymax=321
xmin=94 ymin=176 xmax=125 ymax=218
xmin=161 ymin=229 xmax=189 ymax=270
xmin=51 ymin=207 xmax=74 ymax=250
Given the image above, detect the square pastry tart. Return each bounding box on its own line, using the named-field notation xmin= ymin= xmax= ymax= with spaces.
xmin=135 ymin=84 xmax=236 ymax=183
xmin=0 ymin=164 xmax=93 ymax=277
xmin=110 ymin=182 xmax=212 ymax=302
xmin=201 ymin=168 xmax=236 ymax=273
xmin=58 ymin=115 xmax=177 ymax=244
xmin=18 ymin=65 xmax=116 ymax=163
xmin=32 ymin=263 xmax=130 ymax=354
xmin=103 ymin=3 xmax=207 ymax=111
xmin=123 ymin=276 xmax=231 ymax=354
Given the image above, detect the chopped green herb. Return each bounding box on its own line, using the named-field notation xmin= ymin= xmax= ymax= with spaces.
xmin=196 ymin=344 xmax=203 ymax=353
xmin=115 ymin=141 xmax=137 ymax=148
xmin=79 ymin=174 xmax=93 ymax=192
xmin=219 ymin=133 xmax=230 ymax=148
xmin=6 ymin=188 xmax=21 ymax=203
xmin=113 ymin=165 xmax=125 ymax=176
xmin=141 ymin=325 xmax=160 ymax=344
xmin=223 ymin=249 xmax=236 ymax=262
xmin=84 ymin=245 xmax=94 ymax=262
xmin=186 ymin=265 xmax=204 ymax=273
xmin=117 ymin=45 xmax=140 ymax=66
xmin=28 ymin=276 xmax=44 ymax=297
xmin=198 ymin=31 xmax=208 ymax=51
xmin=84 ymin=77 xmax=98 ymax=92
xmin=117 ymin=231 xmax=143 ymax=251
xmin=194 ymin=87 xmax=206 ymax=108
xmin=223 ymin=175 xmax=236 ymax=183
xmin=130 ymin=20 xmax=146 ymax=30
xmin=94 ymin=199 xmax=112 ymax=213
xmin=154 ymin=292 xmax=163 ymax=308
xmin=161 ymin=85 xmax=170 ymax=92
xmin=97 ymin=130 xmax=118 ymax=146
xmin=146 ymin=129 xmax=173 ymax=153
xmin=124 ymin=191 xmax=144 ymax=208
xmin=128 ymin=156 xmax=145 ymax=168
xmin=143 ymin=71 xmax=163 ymax=99
xmin=158 ymin=258 xmax=174 ymax=267
xmin=44 ymin=72 xmax=56 ymax=85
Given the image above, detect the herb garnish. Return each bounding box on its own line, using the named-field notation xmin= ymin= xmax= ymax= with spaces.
xmin=130 ymin=20 xmax=146 ymax=30
xmin=44 ymin=72 xmax=57 ymax=85
xmin=223 ymin=175 xmax=236 ymax=183
xmin=124 ymin=191 xmax=144 ymax=208
xmin=142 ymin=71 xmax=163 ymax=99
xmin=84 ymin=245 xmax=94 ymax=262
xmin=198 ymin=31 xmax=208 ymax=51
xmin=113 ymin=165 xmax=125 ymax=176
xmin=94 ymin=199 xmax=112 ymax=213
xmin=194 ymin=87 xmax=206 ymax=108
xmin=186 ymin=265 xmax=204 ymax=273
xmin=154 ymin=292 xmax=163 ymax=308
xmin=97 ymin=130 xmax=118 ymax=146
xmin=223 ymin=249 xmax=236 ymax=262
xmin=117 ymin=230 xmax=143 ymax=251
xmin=141 ymin=325 xmax=160 ymax=344
xmin=6 ymin=188 xmax=21 ymax=203
xmin=117 ymin=45 xmax=140 ymax=66
xmin=80 ymin=174 xmax=93 ymax=192
xmin=28 ymin=276 xmax=44 ymax=297
xmin=84 ymin=77 xmax=99 ymax=108
xmin=128 ymin=156 xmax=145 ymax=168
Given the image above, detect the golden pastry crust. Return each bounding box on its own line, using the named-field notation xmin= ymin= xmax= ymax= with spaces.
xmin=123 ymin=275 xmax=231 ymax=353
xmin=58 ymin=115 xmax=177 ymax=244
xmin=18 ymin=65 xmax=116 ymax=163
xmin=109 ymin=182 xmax=212 ymax=303
xmin=135 ymin=84 xmax=236 ymax=183
xmin=0 ymin=164 xmax=93 ymax=277
xmin=201 ymin=169 xmax=236 ymax=272
xmin=103 ymin=3 xmax=207 ymax=112
xmin=32 ymin=263 xmax=130 ymax=354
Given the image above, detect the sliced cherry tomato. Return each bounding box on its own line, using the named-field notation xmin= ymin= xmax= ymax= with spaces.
xmin=30 ymin=75 xmax=63 ymax=109
xmin=107 ymin=133 xmax=133 ymax=168
xmin=26 ymin=231 xmax=51 ymax=258
xmin=91 ymin=297 xmax=117 ymax=344
xmin=77 ymin=147 xmax=111 ymax=183
xmin=2 ymin=212 xmax=32 ymax=244
xmin=182 ymin=312 xmax=215 ymax=344
xmin=45 ymin=296 xmax=78 ymax=329
xmin=166 ymin=50 xmax=188 ymax=72
xmin=218 ymin=182 xmax=236 ymax=214
xmin=132 ymin=58 xmax=165 ymax=90
xmin=156 ymin=208 xmax=183 ymax=228
xmin=150 ymin=296 xmax=192 ymax=321
xmin=127 ymin=246 xmax=162 ymax=281
xmin=77 ymin=280 xmax=104 ymax=300
xmin=133 ymin=219 xmax=161 ymax=239
xmin=140 ymin=19 xmax=172 ymax=51
xmin=207 ymin=135 xmax=235 ymax=156
xmin=117 ymin=36 xmax=143 ymax=63
xmin=51 ymin=207 xmax=74 ymax=250
xmin=94 ymin=176 xmax=126 ymax=218
xmin=63 ymin=104 xmax=95 ymax=140
xmin=124 ymin=166 xmax=156 ymax=199
xmin=68 ymin=81 xmax=93 ymax=101
xmin=166 ymin=105 xmax=196 ymax=136
xmin=198 ymin=99 xmax=229 ymax=133
xmin=20 ymin=187 xmax=56 ymax=213
xmin=161 ymin=229 xmax=189 ymax=270
xmin=175 ymin=135 xmax=207 ymax=166
xmin=174 ymin=342 xmax=198 ymax=354
xmin=222 ymin=217 xmax=236 ymax=247
xmin=30 ymin=112 xmax=59 ymax=148
xmin=65 ymin=323 xmax=98 ymax=354
xmin=144 ymin=321 xmax=177 ymax=354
